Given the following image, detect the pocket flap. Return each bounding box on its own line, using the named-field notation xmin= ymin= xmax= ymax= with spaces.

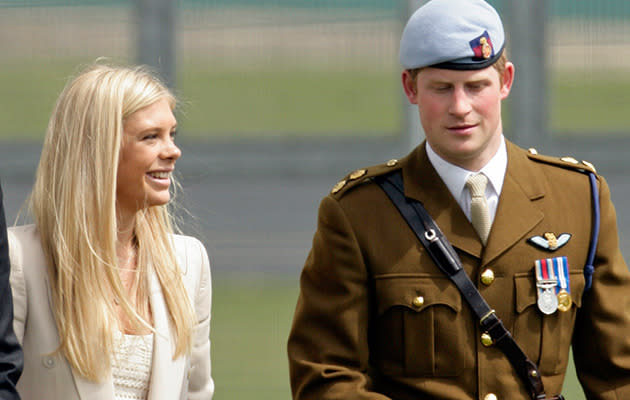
xmin=374 ymin=274 xmax=462 ymax=316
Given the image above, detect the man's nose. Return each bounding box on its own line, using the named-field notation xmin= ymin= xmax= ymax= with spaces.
xmin=448 ymin=87 xmax=472 ymax=116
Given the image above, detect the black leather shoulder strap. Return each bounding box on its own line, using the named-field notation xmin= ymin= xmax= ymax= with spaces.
xmin=375 ymin=171 xmax=557 ymax=400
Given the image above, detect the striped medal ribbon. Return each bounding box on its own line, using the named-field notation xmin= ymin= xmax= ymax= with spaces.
xmin=534 ymin=257 xmax=571 ymax=315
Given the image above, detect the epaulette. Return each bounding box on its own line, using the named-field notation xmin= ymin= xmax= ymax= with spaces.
xmin=527 ymin=148 xmax=601 ymax=295
xmin=330 ymin=158 xmax=401 ymax=198
xmin=526 ymin=148 xmax=597 ymax=175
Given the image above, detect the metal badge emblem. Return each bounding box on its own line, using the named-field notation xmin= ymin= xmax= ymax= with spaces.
xmin=480 ymin=37 xmax=492 ymax=59
xmin=469 ymin=30 xmax=494 ymax=60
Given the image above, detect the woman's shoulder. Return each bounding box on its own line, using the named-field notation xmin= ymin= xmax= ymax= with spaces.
xmin=8 ymin=223 xmax=38 ymax=239
xmin=7 ymin=224 xmax=41 ymax=258
xmin=170 ymin=233 xmax=205 ymax=251
xmin=170 ymin=234 xmax=210 ymax=269
xmin=7 ymin=224 xmax=47 ymax=293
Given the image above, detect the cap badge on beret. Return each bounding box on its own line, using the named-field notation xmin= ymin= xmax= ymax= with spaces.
xmin=470 ymin=31 xmax=494 ymax=60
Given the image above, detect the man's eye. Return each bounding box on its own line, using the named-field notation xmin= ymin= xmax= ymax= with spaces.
xmin=468 ymin=82 xmax=486 ymax=90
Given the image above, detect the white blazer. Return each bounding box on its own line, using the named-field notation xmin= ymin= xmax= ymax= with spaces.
xmin=8 ymin=224 xmax=214 ymax=400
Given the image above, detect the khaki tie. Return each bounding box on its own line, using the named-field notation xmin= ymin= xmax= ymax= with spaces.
xmin=466 ymin=173 xmax=491 ymax=245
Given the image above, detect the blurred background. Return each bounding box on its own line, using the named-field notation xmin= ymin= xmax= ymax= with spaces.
xmin=1 ymin=0 xmax=630 ymax=398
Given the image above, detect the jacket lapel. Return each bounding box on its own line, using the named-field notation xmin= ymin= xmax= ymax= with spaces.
xmin=147 ymin=267 xmax=186 ymax=400
xmin=401 ymin=144 xmax=483 ymax=259
xmin=50 ymin=256 xmax=186 ymax=399
xmin=399 ymin=141 xmax=545 ymax=265
xmin=68 ymin=267 xmax=188 ymax=400
xmin=482 ymin=142 xmax=545 ymax=265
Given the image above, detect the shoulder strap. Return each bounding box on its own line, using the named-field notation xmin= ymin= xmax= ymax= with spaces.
xmin=375 ymin=171 xmax=555 ymax=400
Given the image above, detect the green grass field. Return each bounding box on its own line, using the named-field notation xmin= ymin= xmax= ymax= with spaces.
xmin=178 ymin=65 xmax=402 ymax=138
xmin=2 ymin=61 xmax=629 ymax=140
xmin=211 ymin=274 xmax=298 ymax=399
xmin=551 ymin=71 xmax=630 ymax=136
xmin=213 ymin=274 xmax=587 ymax=399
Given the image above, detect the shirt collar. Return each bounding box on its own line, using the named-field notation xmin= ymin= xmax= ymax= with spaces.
xmin=425 ymin=136 xmax=507 ymax=199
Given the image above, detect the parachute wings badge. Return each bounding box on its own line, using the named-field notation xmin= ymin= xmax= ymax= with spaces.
xmin=528 ymin=232 xmax=571 ymax=251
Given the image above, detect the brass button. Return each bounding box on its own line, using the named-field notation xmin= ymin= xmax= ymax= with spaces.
xmin=386 ymin=159 xmax=398 ymax=167
xmin=348 ymin=169 xmax=367 ymax=180
xmin=480 ymin=269 xmax=495 ymax=286
xmin=412 ymin=296 xmax=424 ymax=308
xmin=484 ymin=394 xmax=498 ymax=400
xmin=481 ymin=332 xmax=493 ymax=347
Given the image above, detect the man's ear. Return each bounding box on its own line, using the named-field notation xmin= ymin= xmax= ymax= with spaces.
xmin=500 ymin=61 xmax=515 ymax=99
xmin=401 ymin=70 xmax=419 ymax=104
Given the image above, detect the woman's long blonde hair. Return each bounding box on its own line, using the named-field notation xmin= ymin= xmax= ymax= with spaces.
xmin=29 ymin=63 xmax=195 ymax=381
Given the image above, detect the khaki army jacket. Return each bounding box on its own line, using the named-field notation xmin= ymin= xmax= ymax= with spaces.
xmin=288 ymin=141 xmax=630 ymax=400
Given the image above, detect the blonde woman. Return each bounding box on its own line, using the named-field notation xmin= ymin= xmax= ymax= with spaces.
xmin=8 ymin=63 xmax=214 ymax=399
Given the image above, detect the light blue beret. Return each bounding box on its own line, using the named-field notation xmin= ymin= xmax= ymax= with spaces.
xmin=399 ymin=0 xmax=505 ymax=70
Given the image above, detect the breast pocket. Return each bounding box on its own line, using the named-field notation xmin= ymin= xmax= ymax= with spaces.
xmin=372 ymin=274 xmax=467 ymax=377
xmin=513 ymin=271 xmax=585 ymax=375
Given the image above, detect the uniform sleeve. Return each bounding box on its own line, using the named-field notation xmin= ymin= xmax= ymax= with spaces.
xmin=187 ymin=238 xmax=214 ymax=399
xmin=0 ymin=186 xmax=23 ymax=399
xmin=287 ymin=195 xmax=391 ymax=400
xmin=573 ymin=175 xmax=630 ymax=399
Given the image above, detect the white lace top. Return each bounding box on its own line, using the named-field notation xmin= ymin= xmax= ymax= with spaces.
xmin=112 ymin=332 xmax=154 ymax=400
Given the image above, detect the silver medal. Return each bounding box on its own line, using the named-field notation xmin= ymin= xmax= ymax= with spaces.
xmin=537 ymin=281 xmax=558 ymax=315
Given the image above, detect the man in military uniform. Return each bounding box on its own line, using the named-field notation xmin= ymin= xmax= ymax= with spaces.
xmin=287 ymin=0 xmax=630 ymax=399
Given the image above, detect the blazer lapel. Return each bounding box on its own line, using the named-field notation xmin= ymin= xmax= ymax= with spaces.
xmin=147 ymin=267 xmax=186 ymax=400
xmin=401 ymin=144 xmax=483 ymax=259
xmin=69 ymin=268 xmax=187 ymax=400
xmin=482 ymin=142 xmax=545 ymax=266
